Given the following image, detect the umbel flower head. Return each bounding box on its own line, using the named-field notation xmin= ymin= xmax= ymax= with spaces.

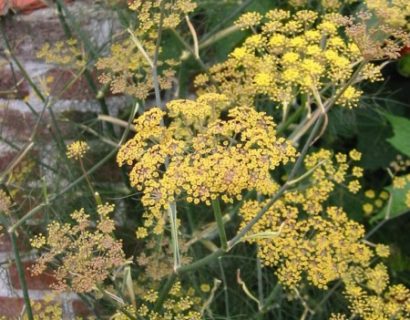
xmin=195 ymin=9 xmax=408 ymax=109
xmin=238 ymin=148 xmax=410 ymax=318
xmin=117 ymin=93 xmax=297 ymax=237
xmin=239 ymin=148 xmax=365 ymax=288
xmin=112 ymin=281 xmax=203 ymax=320
xmin=30 ymin=204 xmax=126 ymax=293
xmin=97 ymin=0 xmax=196 ymax=99
xmin=66 ymin=140 xmax=89 ymax=160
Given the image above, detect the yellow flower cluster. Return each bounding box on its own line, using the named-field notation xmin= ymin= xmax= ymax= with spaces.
xmin=287 ymin=0 xmax=357 ymax=11
xmin=96 ymin=39 xmax=177 ymax=99
xmin=117 ymin=94 xmax=297 ymax=237
xmin=37 ymin=39 xmax=85 ymax=69
xmin=129 ymin=0 xmax=197 ymax=31
xmin=342 ymin=265 xmax=410 ymax=319
xmin=112 ymin=281 xmax=202 ymax=320
xmin=239 ymin=149 xmax=366 ymax=288
xmin=137 ymin=237 xmax=192 ymax=280
xmin=392 ymin=174 xmax=410 ymax=189
xmin=342 ymin=11 xmax=409 ymax=61
xmin=30 ymin=204 xmax=126 ymax=293
xmin=97 ymin=0 xmax=196 ymax=99
xmin=196 ymin=10 xmax=384 ymax=109
xmin=366 ymin=0 xmax=410 ymax=30
xmin=66 ymin=140 xmax=89 ymax=160
xmin=362 ymin=189 xmax=389 ymax=216
xmin=0 ymin=189 xmax=12 ymax=215
xmin=241 ymin=203 xmax=371 ymax=289
xmin=22 ymin=296 xmax=64 ymax=320
xmin=238 ymin=147 xmax=410 ymax=317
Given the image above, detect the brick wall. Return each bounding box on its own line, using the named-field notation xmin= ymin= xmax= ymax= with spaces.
xmin=0 ymin=1 xmax=123 ymax=317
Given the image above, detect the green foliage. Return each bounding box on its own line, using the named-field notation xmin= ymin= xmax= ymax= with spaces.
xmin=384 ymin=113 xmax=410 ymax=157
xmin=1 ymin=0 xmax=410 ymax=319
xmin=371 ymin=179 xmax=410 ymax=222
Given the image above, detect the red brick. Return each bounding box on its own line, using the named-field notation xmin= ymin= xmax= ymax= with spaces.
xmin=2 ymin=16 xmax=65 ymax=60
xmin=0 ymin=109 xmax=39 ymax=141
xmin=0 ymin=297 xmax=63 ymax=318
xmin=72 ymin=300 xmax=92 ymax=318
xmin=0 ymin=232 xmax=30 ymax=253
xmin=1 ymin=0 xmax=74 ymax=15
xmin=0 ymin=151 xmax=18 ymax=172
xmin=46 ymin=68 xmax=96 ymax=100
xmin=0 ymin=69 xmax=29 ymax=99
xmin=0 ymin=297 xmax=24 ymax=318
xmin=9 ymin=261 xmax=56 ymax=290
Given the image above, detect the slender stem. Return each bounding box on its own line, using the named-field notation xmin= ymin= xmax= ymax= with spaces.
xmin=212 ymin=199 xmax=228 ymax=250
xmin=199 ymin=25 xmax=240 ymax=50
xmin=218 ymin=257 xmax=230 ymax=318
xmin=152 ymin=2 xmax=165 ymax=109
xmin=128 ymin=29 xmax=154 ymax=68
xmin=277 ymin=102 xmax=305 ymax=135
xmin=290 ymin=60 xmax=367 ymax=143
xmin=251 ymin=283 xmax=281 ymax=319
xmin=54 ymin=0 xmax=116 ymax=137
xmin=176 ymin=115 xmax=324 ymax=274
xmin=256 ymin=254 xmax=264 ymax=304
xmin=10 ymin=232 xmax=34 ymax=320
xmin=168 ymin=203 xmax=181 ymax=271
xmin=98 ymin=288 xmax=137 ymax=320
xmin=229 ymin=112 xmax=322 ymax=245
xmin=185 ymin=14 xmax=199 ymax=59
xmin=8 ymin=103 xmax=138 ymax=233
xmin=199 ymin=0 xmax=253 ymax=43
xmin=79 ymin=158 xmax=96 ymax=198
xmin=177 ymin=249 xmax=224 ymax=273
xmin=154 ymin=274 xmax=177 ymax=312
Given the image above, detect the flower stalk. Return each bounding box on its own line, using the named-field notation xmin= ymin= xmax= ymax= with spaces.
xmin=212 ymin=199 xmax=228 ymax=250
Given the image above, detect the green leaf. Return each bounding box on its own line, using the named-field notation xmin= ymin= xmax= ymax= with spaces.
xmin=356 ymin=110 xmax=396 ymax=170
xmin=371 ymin=177 xmax=410 ymax=222
xmin=384 ymin=113 xmax=410 ymax=157
xmin=397 ymin=54 xmax=410 ymax=78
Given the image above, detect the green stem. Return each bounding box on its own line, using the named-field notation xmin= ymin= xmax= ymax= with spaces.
xmin=176 ymin=115 xmax=324 ymax=274
xmin=168 ymin=203 xmax=181 ymax=271
xmin=257 ymin=283 xmax=281 ymax=316
xmin=154 ymin=274 xmax=177 ymax=312
xmin=0 ymin=19 xmax=45 ymax=101
xmin=8 ymin=103 xmax=138 ymax=233
xmin=212 ymin=199 xmax=228 ymax=250
xmin=218 ymin=257 xmax=230 ymax=318
xmin=54 ymin=0 xmax=116 ymax=137
xmin=79 ymin=158 xmax=96 ymax=199
xmin=10 ymin=232 xmax=34 ymax=320
xmin=152 ymin=2 xmax=165 ymax=109
xmin=177 ymin=249 xmax=224 ymax=273
xmin=277 ymin=104 xmax=305 ymax=135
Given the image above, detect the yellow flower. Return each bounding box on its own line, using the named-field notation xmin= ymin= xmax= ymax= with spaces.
xmin=349 ymin=149 xmax=362 ymax=161
xmin=0 ymin=190 xmax=12 ymax=215
xmin=66 ymin=141 xmax=89 ymax=160
xmin=30 ymin=234 xmax=47 ymax=249
xmin=393 ymin=176 xmax=407 ymax=189
xmin=200 ymin=283 xmax=211 ymax=293
xmin=348 ymin=180 xmax=361 ymax=193
xmin=375 ymin=244 xmax=390 ymax=258
xmin=363 ymin=203 xmax=374 ymax=215
xmin=365 ymin=189 xmax=376 ymax=199
xmin=117 ymin=95 xmax=297 ymax=235
xmin=254 ymin=73 xmax=273 ymax=86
